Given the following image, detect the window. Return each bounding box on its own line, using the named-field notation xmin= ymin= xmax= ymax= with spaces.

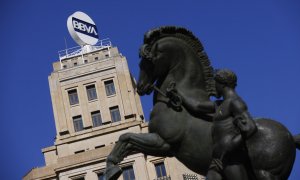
xmin=68 ymin=89 xmax=79 ymax=105
xmin=155 ymin=162 xmax=167 ymax=178
xmin=95 ymin=144 xmax=105 ymax=149
xmin=95 ymin=57 xmax=99 ymax=61
xmin=74 ymin=62 xmax=78 ymax=66
xmin=74 ymin=150 xmax=84 ymax=154
xmin=122 ymin=166 xmax=135 ymax=180
xmin=84 ymin=59 xmax=88 ymax=63
xmin=98 ymin=173 xmax=105 ymax=180
xmin=73 ymin=115 xmax=84 ymax=132
xmin=70 ymin=174 xmax=85 ymax=180
xmin=86 ymin=84 xmax=97 ymax=101
xmin=91 ymin=111 xmax=102 ymax=127
xmin=104 ymin=80 xmax=116 ymax=96
xmin=110 ymin=106 xmax=121 ymax=122
xmin=74 ymin=177 xmax=84 ymax=180
xmin=63 ymin=64 xmax=67 ymax=69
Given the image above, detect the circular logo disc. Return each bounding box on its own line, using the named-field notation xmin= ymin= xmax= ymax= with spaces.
xmin=67 ymin=11 xmax=99 ymax=46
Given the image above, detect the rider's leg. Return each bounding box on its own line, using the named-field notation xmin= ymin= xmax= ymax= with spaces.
xmin=223 ymin=164 xmax=249 ymax=180
xmin=106 ymin=133 xmax=171 ymax=180
xmin=227 ymin=134 xmax=242 ymax=152
xmin=206 ymin=169 xmax=222 ymax=180
xmin=205 ymin=158 xmax=223 ymax=180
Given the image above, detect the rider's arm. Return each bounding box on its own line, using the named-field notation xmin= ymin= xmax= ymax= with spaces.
xmin=231 ymin=98 xmax=257 ymax=138
xmin=231 ymin=98 xmax=251 ymax=118
xmin=165 ymin=82 xmax=215 ymax=118
xmin=179 ymin=90 xmax=216 ymax=114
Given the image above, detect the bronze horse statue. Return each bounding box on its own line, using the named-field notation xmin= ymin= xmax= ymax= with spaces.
xmin=106 ymin=26 xmax=300 ymax=180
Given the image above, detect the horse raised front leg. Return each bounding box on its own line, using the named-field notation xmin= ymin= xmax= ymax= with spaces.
xmin=105 ymin=132 xmax=172 ymax=180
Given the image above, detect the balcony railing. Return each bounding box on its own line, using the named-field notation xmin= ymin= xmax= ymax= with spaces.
xmin=183 ymin=173 xmax=200 ymax=180
xmin=58 ymin=38 xmax=112 ymax=60
xmin=154 ymin=176 xmax=171 ymax=180
xmin=154 ymin=174 xmax=202 ymax=180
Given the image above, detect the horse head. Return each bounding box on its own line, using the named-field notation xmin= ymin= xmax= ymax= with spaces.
xmin=137 ymin=26 xmax=216 ymax=99
xmin=137 ymin=29 xmax=184 ymax=95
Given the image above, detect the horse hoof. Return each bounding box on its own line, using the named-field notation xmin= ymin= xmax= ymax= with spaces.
xmin=105 ymin=165 xmax=122 ymax=180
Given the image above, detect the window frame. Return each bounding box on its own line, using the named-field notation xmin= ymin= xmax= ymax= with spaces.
xmin=68 ymin=89 xmax=79 ymax=106
xmin=94 ymin=169 xmax=106 ymax=180
xmin=86 ymin=84 xmax=98 ymax=101
xmin=104 ymin=80 xmax=116 ymax=96
xmin=91 ymin=110 xmax=102 ymax=127
xmin=122 ymin=165 xmax=136 ymax=180
xmin=73 ymin=115 xmax=84 ymax=132
xmin=154 ymin=162 xmax=167 ymax=178
xmin=97 ymin=172 xmax=105 ymax=180
xmin=110 ymin=106 xmax=121 ymax=122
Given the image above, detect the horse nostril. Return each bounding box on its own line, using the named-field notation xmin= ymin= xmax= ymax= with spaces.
xmin=137 ymin=83 xmax=143 ymax=90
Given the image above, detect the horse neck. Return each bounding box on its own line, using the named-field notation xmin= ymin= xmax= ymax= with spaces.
xmin=156 ymin=53 xmax=209 ymax=102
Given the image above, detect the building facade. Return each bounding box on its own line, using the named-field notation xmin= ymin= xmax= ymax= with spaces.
xmin=24 ymin=40 xmax=204 ymax=180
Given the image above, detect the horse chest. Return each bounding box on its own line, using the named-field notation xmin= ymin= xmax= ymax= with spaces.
xmin=149 ymin=103 xmax=186 ymax=143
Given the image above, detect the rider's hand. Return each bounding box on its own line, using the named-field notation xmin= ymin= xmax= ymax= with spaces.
xmin=166 ymin=82 xmax=177 ymax=97
xmin=166 ymin=82 xmax=177 ymax=93
xmin=166 ymin=82 xmax=182 ymax=108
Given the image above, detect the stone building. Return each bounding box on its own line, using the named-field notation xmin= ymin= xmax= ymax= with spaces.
xmin=23 ymin=39 xmax=204 ymax=180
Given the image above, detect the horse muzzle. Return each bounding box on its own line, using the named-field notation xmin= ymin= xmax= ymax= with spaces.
xmin=137 ymin=83 xmax=154 ymax=96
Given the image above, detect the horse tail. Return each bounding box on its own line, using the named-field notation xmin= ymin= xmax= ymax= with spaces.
xmin=294 ymin=134 xmax=300 ymax=150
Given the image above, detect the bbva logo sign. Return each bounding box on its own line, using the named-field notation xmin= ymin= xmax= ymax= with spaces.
xmin=67 ymin=11 xmax=99 ymax=46
xmin=72 ymin=17 xmax=98 ymax=39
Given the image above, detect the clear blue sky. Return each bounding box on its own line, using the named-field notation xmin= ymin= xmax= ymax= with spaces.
xmin=0 ymin=1 xmax=299 ymax=179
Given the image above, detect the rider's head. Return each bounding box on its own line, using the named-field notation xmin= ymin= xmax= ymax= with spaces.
xmin=214 ymin=69 xmax=237 ymax=89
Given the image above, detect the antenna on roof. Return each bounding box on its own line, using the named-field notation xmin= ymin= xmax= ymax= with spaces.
xmin=64 ymin=37 xmax=68 ymax=53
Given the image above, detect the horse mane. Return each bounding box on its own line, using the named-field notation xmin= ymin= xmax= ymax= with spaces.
xmin=143 ymin=26 xmax=216 ymax=96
